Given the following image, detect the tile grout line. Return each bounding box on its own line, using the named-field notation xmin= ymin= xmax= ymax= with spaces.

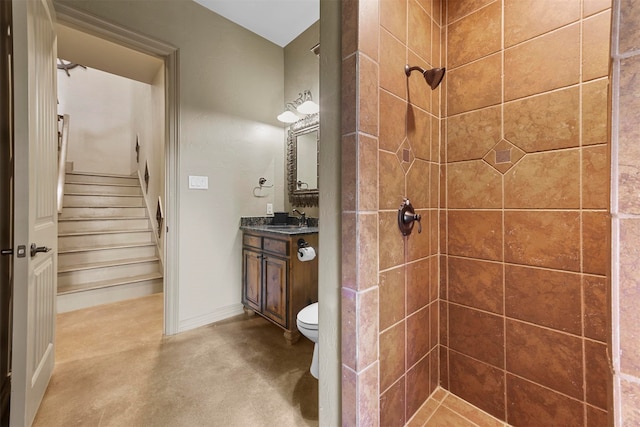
xmin=578 ymin=7 xmax=588 ymax=425
xmin=421 ymin=390 xmax=447 ymax=426
xmin=500 ymin=0 xmax=508 ymax=421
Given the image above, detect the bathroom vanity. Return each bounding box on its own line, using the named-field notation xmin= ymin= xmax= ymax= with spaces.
xmin=240 ymin=224 xmax=318 ymax=344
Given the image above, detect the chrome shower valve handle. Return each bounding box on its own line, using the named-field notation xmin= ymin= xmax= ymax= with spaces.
xmin=398 ymin=199 xmax=422 ymax=236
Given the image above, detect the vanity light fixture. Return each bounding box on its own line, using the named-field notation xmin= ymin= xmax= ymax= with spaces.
xmin=296 ymin=90 xmax=319 ymax=114
xmin=277 ymin=89 xmax=319 ymax=123
xmin=277 ymin=105 xmax=299 ymax=124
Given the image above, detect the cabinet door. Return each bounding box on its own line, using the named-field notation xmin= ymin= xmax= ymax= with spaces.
xmin=242 ymin=249 xmax=262 ymax=312
xmin=263 ymin=256 xmax=288 ymax=327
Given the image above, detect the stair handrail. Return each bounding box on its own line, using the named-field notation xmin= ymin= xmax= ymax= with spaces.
xmin=57 ymin=114 xmax=70 ymax=213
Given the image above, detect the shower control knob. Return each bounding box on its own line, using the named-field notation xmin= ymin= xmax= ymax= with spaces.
xmin=398 ymin=199 xmax=422 ymax=236
xmin=404 ymin=212 xmax=422 ymax=232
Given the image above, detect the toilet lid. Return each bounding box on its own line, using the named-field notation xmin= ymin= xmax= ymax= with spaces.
xmin=297 ymin=302 xmax=318 ymax=328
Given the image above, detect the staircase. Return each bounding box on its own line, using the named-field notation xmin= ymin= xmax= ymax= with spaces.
xmin=57 ymin=171 xmax=163 ymax=313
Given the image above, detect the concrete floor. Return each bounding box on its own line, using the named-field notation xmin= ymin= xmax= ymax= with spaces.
xmin=33 ymin=294 xmax=318 ymax=427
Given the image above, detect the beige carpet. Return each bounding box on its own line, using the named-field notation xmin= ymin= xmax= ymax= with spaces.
xmin=33 ymin=294 xmax=318 ymax=427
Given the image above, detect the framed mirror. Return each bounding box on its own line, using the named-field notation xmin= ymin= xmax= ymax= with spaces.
xmin=287 ymin=113 xmax=319 ymax=207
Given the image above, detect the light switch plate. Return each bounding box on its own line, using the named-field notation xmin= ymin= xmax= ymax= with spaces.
xmin=188 ymin=175 xmax=208 ymax=190
xmin=266 ymin=203 xmax=273 ymax=215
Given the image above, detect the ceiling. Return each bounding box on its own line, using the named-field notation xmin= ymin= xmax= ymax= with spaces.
xmin=193 ymin=0 xmax=319 ymax=47
xmin=56 ymin=0 xmax=319 ymax=83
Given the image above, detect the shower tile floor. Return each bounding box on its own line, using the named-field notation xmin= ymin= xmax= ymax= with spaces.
xmin=408 ymin=387 xmax=511 ymax=427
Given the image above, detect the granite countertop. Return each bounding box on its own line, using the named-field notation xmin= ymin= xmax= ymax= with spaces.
xmin=240 ymin=216 xmax=319 ymax=236
xmin=240 ymin=224 xmax=319 ymax=235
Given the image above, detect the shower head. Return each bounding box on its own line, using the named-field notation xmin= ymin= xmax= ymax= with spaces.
xmin=404 ymin=64 xmax=446 ymax=90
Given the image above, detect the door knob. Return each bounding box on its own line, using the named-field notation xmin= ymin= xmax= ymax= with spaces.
xmin=30 ymin=243 xmax=52 ymax=257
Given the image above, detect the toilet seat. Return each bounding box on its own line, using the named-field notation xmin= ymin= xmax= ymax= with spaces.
xmin=297 ymin=302 xmax=318 ymax=330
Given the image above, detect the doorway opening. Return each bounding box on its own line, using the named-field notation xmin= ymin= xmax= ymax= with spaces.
xmin=56 ymin=62 xmax=166 ymax=314
xmin=54 ymin=3 xmax=179 ymax=335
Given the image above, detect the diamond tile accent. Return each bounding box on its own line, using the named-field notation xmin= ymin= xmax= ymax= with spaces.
xmin=495 ymin=150 xmax=511 ymax=164
xmin=483 ymin=139 xmax=525 ymax=174
xmin=396 ymin=137 xmax=415 ymax=173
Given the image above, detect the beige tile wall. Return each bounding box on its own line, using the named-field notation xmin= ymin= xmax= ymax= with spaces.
xmin=341 ymin=0 xmax=618 ymax=425
xmin=441 ymin=0 xmax=612 ymax=426
xmin=612 ymin=0 xmax=640 ymax=425
xmin=341 ymin=0 xmax=442 ymax=425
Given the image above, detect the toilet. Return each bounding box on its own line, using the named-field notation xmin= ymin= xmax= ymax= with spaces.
xmin=296 ymin=302 xmax=319 ymax=379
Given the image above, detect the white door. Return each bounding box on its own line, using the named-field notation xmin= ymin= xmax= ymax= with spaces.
xmin=10 ymin=0 xmax=57 ymax=425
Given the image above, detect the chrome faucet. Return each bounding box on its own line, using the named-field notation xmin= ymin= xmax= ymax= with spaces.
xmin=292 ymin=209 xmax=306 ymax=227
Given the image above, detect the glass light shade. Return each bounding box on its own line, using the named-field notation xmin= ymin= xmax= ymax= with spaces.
xmin=296 ymin=100 xmax=319 ymax=115
xmin=277 ymin=110 xmax=299 ymax=123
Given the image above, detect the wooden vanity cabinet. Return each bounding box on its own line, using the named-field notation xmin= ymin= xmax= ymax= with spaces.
xmin=241 ymin=230 xmax=318 ymax=344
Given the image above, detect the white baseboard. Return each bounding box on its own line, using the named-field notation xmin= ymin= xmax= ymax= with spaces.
xmin=178 ymin=303 xmax=245 ymax=332
xmin=57 ymin=280 xmax=163 ymax=313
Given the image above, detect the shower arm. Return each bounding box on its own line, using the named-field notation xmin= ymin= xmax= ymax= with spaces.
xmin=405 ymin=65 xmax=426 ymax=76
